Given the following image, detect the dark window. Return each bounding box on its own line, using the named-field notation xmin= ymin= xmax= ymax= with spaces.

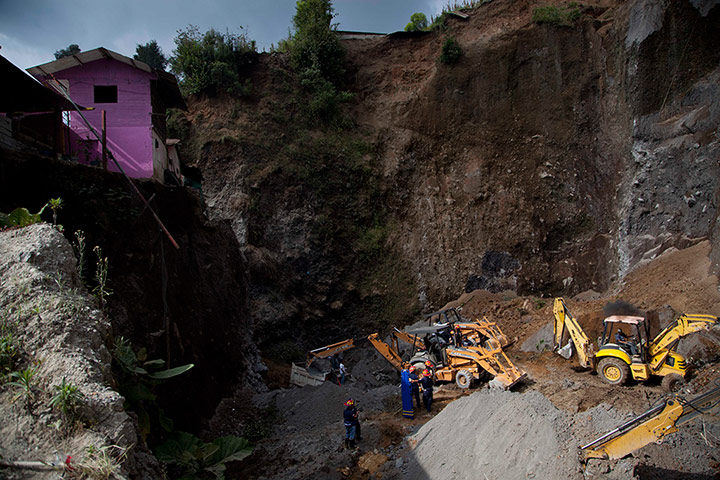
xmin=94 ymin=85 xmax=117 ymax=103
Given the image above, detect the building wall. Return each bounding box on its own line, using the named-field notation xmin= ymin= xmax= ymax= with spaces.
xmin=51 ymin=59 xmax=155 ymax=178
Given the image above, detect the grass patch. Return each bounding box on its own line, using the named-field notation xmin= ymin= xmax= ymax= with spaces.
xmin=532 ymin=3 xmax=582 ymax=26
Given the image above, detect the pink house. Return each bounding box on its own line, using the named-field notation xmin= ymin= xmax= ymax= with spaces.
xmin=28 ymin=48 xmax=187 ymax=183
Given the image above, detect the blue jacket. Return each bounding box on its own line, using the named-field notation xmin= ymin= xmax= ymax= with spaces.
xmin=344 ymin=406 xmax=358 ymax=427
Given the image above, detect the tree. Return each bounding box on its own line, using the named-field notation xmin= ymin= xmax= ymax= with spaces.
xmin=170 ymin=26 xmax=257 ymax=96
xmin=54 ymin=44 xmax=80 ymax=59
xmin=134 ymin=40 xmax=168 ymax=70
xmin=289 ymin=0 xmax=351 ymax=121
xmin=404 ymin=12 xmax=428 ymax=32
xmin=290 ymin=0 xmax=345 ymax=85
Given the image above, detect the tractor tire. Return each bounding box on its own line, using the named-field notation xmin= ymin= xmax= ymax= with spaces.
xmin=662 ymin=373 xmax=685 ymax=393
xmin=410 ymin=357 xmax=431 ymax=375
xmin=597 ymin=357 xmax=629 ymax=386
xmin=455 ymin=369 xmax=473 ymax=389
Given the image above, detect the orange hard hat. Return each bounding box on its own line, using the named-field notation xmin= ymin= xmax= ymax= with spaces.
xmin=422 ymin=369 xmax=430 ymax=376
xmin=345 ymin=399 xmax=354 ymax=407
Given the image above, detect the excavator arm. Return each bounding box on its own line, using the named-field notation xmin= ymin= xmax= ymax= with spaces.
xmin=581 ymin=381 xmax=720 ymax=464
xmin=553 ymin=297 xmax=595 ymax=369
xmin=648 ymin=313 xmax=718 ymax=356
xmin=306 ymin=338 xmax=356 ymax=369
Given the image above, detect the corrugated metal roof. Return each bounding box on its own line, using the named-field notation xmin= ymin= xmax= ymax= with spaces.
xmin=27 ymin=47 xmax=152 ymax=77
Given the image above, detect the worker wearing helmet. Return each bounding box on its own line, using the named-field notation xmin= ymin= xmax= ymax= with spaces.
xmin=420 ymin=369 xmax=434 ymax=413
xmin=408 ymin=365 xmax=421 ymax=410
xmin=343 ymin=399 xmax=358 ymax=449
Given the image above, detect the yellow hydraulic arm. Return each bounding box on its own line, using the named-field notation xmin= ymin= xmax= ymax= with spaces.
xmin=581 ymin=380 xmax=720 ymax=464
xmin=367 ymin=333 xmax=406 ymax=371
xmin=553 ymin=297 xmax=595 ymax=369
xmin=306 ymin=339 xmax=355 ymax=369
xmin=648 ymin=313 xmax=718 ymax=356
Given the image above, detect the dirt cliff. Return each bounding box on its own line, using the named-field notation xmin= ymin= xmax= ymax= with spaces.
xmin=177 ymin=0 xmax=720 ymax=354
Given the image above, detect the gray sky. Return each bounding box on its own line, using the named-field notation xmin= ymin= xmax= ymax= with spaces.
xmin=0 ymin=0 xmax=450 ymax=71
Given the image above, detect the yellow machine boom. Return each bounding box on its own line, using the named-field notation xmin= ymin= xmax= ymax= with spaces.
xmin=552 ymin=297 xmax=596 ymax=369
xmin=581 ymin=380 xmax=720 ymax=464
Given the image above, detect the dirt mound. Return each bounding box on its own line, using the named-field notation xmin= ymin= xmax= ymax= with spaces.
xmin=402 ymin=389 xmax=579 ymax=480
xmin=400 ymin=386 xmax=720 ymax=480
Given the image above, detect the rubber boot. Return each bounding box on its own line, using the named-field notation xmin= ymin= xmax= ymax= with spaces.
xmin=344 ymin=438 xmax=350 ymax=449
xmin=349 ymin=439 xmax=356 ymax=449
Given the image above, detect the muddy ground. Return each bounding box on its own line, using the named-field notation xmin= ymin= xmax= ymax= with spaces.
xmin=233 ymin=241 xmax=720 ymax=479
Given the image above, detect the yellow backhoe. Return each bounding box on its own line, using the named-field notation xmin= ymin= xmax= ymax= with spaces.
xmin=293 ymin=311 xmax=526 ymax=390
xmin=581 ymin=379 xmax=720 ymax=465
xmin=553 ymin=297 xmax=718 ymax=390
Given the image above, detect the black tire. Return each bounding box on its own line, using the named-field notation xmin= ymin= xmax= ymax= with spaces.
xmin=410 ymin=357 xmax=430 ymax=375
xmin=661 ymin=373 xmax=685 ymax=393
xmin=455 ymin=369 xmax=473 ymax=389
xmin=597 ymin=357 xmax=629 ymax=386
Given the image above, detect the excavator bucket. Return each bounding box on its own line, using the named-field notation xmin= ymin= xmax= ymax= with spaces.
xmin=557 ymin=340 xmax=574 ymax=359
xmin=486 ymin=349 xmax=527 ymax=389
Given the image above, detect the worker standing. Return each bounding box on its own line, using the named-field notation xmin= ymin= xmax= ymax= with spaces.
xmin=339 ymin=362 xmax=347 ymax=384
xmin=408 ymin=365 xmax=421 ymax=410
xmin=420 ymin=369 xmax=434 ymax=413
xmin=343 ymin=399 xmax=359 ymax=448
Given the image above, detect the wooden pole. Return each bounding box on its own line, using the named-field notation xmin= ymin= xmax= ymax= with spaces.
xmin=101 ymin=110 xmax=107 ymax=169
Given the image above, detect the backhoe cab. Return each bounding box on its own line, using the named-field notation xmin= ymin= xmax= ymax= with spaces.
xmin=553 ymin=297 xmax=718 ymax=390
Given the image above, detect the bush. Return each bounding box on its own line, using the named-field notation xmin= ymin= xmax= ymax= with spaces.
xmin=439 ymin=37 xmax=463 ymax=65
xmin=289 ymin=0 xmax=352 ymax=123
xmin=532 ymin=4 xmax=582 ymax=25
xmin=405 ymin=12 xmax=428 ymax=32
xmin=170 ymin=26 xmax=257 ymax=96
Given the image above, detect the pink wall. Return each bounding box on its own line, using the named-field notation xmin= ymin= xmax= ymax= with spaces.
xmin=50 ymin=59 xmax=155 ymax=178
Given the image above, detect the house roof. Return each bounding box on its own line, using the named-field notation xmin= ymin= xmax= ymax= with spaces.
xmin=0 ymin=54 xmax=80 ymax=113
xmin=27 ymin=47 xmax=187 ymax=111
xmin=27 ymin=47 xmax=154 ymax=76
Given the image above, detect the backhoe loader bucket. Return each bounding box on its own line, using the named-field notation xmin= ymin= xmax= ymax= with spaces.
xmin=486 ymin=350 xmax=527 ymax=389
xmin=557 ymin=340 xmax=574 ymax=359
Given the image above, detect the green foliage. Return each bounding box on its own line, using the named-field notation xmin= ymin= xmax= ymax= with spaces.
xmin=532 ymin=3 xmax=582 ymax=25
xmin=289 ymin=0 xmax=351 ymax=123
xmin=112 ymin=337 xmax=194 ymax=438
xmin=49 ymin=377 xmax=84 ymax=415
xmin=155 ymin=432 xmax=253 ymax=480
xmin=72 ymin=230 xmax=87 ymax=283
xmin=170 ymin=26 xmax=257 ymax=96
xmin=48 ymin=197 xmax=63 ymax=230
xmin=356 ymin=224 xmax=389 ymax=262
xmin=405 ymin=12 xmax=428 ymax=32
xmin=439 ymin=36 xmax=463 ymax=64
xmin=0 ymin=333 xmax=18 ymax=378
xmin=92 ymin=245 xmax=112 ymax=309
xmin=135 ymin=40 xmax=168 ymax=70
xmin=0 ymin=203 xmax=47 ymax=228
xmin=7 ymin=367 xmax=37 ymax=407
xmin=54 ymin=44 xmax=80 ymax=59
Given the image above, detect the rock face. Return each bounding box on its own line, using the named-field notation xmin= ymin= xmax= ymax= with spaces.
xmin=177 ymin=0 xmax=720 ymax=349
xmin=0 ymin=156 xmax=265 ymax=432
xmin=0 ymin=224 xmax=160 ymax=478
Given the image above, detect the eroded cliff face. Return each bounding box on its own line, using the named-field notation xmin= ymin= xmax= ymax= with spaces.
xmin=0 ymin=155 xmax=264 ymax=431
xmin=179 ymin=0 xmax=720 ymax=350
